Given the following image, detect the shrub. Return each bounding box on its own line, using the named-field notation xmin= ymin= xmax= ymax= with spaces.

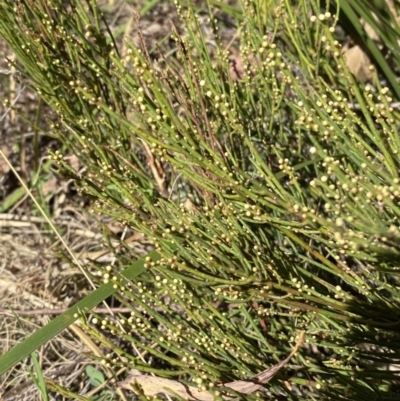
xmin=1 ymin=0 xmax=400 ymax=399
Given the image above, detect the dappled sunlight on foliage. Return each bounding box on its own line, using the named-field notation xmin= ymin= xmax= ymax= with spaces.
xmin=1 ymin=0 xmax=400 ymax=399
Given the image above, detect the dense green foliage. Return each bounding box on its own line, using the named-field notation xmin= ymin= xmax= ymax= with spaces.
xmin=1 ymin=0 xmax=400 ymax=399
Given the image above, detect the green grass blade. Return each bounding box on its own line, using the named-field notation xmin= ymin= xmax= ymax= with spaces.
xmin=29 ymin=352 xmax=49 ymax=401
xmin=0 ymin=187 xmax=25 ymax=212
xmin=140 ymin=0 xmax=164 ymax=16
xmin=0 ymin=250 xmax=161 ymax=376
xmin=10 ymin=310 xmax=49 ymax=401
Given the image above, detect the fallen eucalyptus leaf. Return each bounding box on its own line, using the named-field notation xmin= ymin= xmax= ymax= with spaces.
xmin=118 ymin=331 xmax=305 ymax=400
xmin=342 ymin=44 xmax=372 ymax=83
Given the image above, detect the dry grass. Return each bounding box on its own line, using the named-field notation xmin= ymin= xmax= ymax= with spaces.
xmin=0 ymin=1 xmax=242 ymax=399
xmin=0 ymin=27 xmax=90 ymax=396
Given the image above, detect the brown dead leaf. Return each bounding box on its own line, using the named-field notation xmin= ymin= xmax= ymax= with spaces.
xmin=342 ymin=44 xmax=372 ymax=83
xmin=343 ymin=0 xmax=400 ymax=83
xmin=118 ymin=331 xmax=305 ymax=400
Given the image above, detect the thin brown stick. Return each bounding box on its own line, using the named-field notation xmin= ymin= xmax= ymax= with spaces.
xmin=140 ymin=139 xmax=169 ymax=198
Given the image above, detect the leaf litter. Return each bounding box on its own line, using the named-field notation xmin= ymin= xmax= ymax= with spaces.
xmin=118 ymin=331 xmax=305 ymax=400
